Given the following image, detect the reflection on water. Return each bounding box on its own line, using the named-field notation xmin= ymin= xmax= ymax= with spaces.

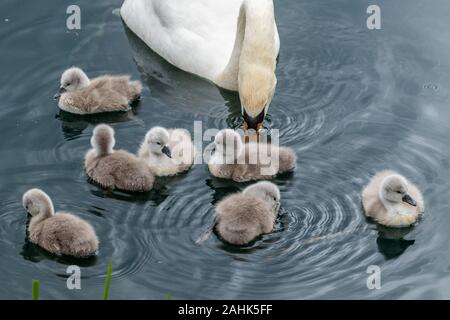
xmin=0 ymin=0 xmax=450 ymax=299
xmin=56 ymin=107 xmax=139 ymax=140
xmin=21 ymin=237 xmax=98 ymax=267
xmin=374 ymin=225 xmax=415 ymax=260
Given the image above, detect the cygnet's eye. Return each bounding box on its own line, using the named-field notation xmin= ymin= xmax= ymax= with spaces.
xmin=396 ymin=191 xmax=402 ymax=194
xmin=156 ymin=142 xmax=161 ymax=146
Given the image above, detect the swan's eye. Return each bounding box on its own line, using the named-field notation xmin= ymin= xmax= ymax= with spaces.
xmin=156 ymin=142 xmax=161 ymax=146
xmin=396 ymin=191 xmax=402 ymax=194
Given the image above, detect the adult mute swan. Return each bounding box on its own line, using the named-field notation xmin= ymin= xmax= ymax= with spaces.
xmin=121 ymin=0 xmax=280 ymax=130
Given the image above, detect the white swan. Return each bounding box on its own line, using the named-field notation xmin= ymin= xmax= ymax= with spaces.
xmin=121 ymin=0 xmax=280 ymax=129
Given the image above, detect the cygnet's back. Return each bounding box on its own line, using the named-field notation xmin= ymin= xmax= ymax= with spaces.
xmin=167 ymin=128 xmax=196 ymax=170
xmin=85 ymin=124 xmax=154 ymax=192
xmin=215 ymin=194 xmax=275 ymax=245
xmin=209 ymin=129 xmax=296 ymax=182
xmin=34 ymin=212 xmax=99 ymax=257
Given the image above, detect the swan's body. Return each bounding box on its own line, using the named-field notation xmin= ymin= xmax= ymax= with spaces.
xmin=55 ymin=67 xmax=141 ymax=114
xmin=22 ymin=189 xmax=98 ymax=257
xmin=138 ymin=127 xmax=196 ymax=176
xmin=208 ymin=129 xmax=296 ymax=182
xmin=362 ymin=170 xmax=424 ymax=227
xmin=121 ymin=0 xmax=280 ymax=129
xmin=215 ymin=181 xmax=280 ymax=245
xmin=85 ymin=124 xmax=154 ymax=192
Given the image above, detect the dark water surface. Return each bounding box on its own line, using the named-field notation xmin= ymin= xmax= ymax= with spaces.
xmin=1 ymin=0 xmax=450 ymax=299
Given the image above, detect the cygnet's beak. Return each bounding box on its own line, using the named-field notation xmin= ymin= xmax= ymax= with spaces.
xmin=162 ymin=146 xmax=172 ymax=158
xmin=53 ymin=86 xmax=66 ymax=100
xmin=243 ymin=109 xmax=264 ymax=131
xmin=402 ymin=194 xmax=417 ymax=207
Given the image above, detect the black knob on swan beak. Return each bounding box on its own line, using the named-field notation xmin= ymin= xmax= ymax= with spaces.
xmin=243 ymin=109 xmax=265 ymax=131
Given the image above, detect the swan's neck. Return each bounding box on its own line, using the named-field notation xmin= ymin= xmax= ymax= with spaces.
xmin=79 ymin=72 xmax=91 ymax=89
xmin=217 ymin=0 xmax=276 ymax=91
xmin=32 ymin=198 xmax=55 ymax=224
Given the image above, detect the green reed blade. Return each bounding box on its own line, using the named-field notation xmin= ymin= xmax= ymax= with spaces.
xmin=32 ymin=280 xmax=39 ymax=300
xmin=103 ymin=261 xmax=112 ymax=300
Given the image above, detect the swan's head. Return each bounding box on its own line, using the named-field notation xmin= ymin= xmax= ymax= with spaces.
xmin=243 ymin=181 xmax=281 ymax=213
xmin=212 ymin=129 xmax=243 ymax=163
xmin=91 ymin=124 xmax=115 ymax=155
xmin=22 ymin=188 xmax=54 ymax=217
xmin=54 ymin=67 xmax=90 ymax=99
xmin=381 ymin=175 xmax=417 ymax=207
xmin=144 ymin=127 xmax=172 ymax=158
xmin=239 ymin=66 xmax=277 ymax=130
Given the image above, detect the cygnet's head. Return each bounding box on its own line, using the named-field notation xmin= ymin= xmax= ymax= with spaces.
xmin=239 ymin=66 xmax=277 ymax=130
xmin=243 ymin=181 xmax=281 ymax=213
xmin=381 ymin=175 xmax=417 ymax=207
xmin=213 ymin=129 xmax=243 ymax=163
xmin=91 ymin=124 xmax=115 ymax=155
xmin=144 ymin=127 xmax=172 ymax=158
xmin=54 ymin=67 xmax=90 ymax=99
xmin=22 ymin=188 xmax=54 ymax=217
